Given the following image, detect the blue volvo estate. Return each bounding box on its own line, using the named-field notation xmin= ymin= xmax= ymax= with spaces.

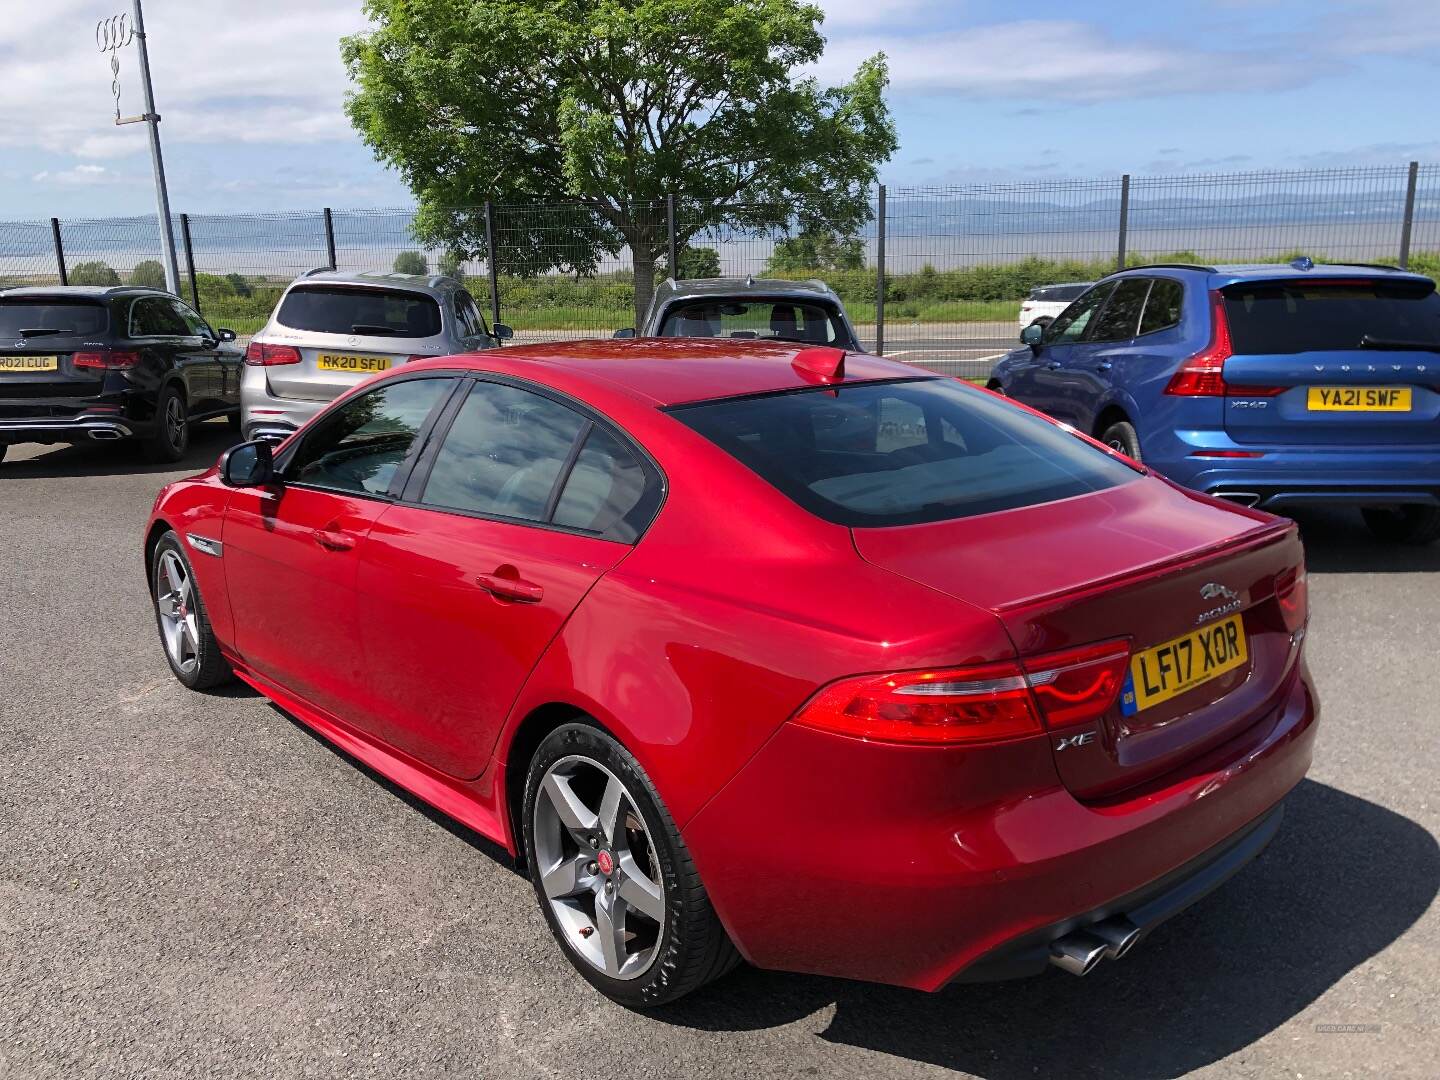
xmin=989 ymin=260 xmax=1440 ymax=543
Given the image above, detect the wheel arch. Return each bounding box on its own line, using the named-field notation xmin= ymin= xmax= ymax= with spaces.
xmin=143 ymin=518 xmax=175 ymax=590
xmin=501 ymin=700 xmax=616 ymax=866
xmin=1091 ymin=400 xmax=1134 ymax=439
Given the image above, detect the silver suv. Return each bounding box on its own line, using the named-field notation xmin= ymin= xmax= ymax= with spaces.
xmin=242 ymin=270 xmax=511 ymax=442
xmin=617 ymin=277 xmax=865 ymax=351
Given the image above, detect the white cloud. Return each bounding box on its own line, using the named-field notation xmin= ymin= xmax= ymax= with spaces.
xmin=30 ymin=163 xmax=136 ymax=186
xmin=0 ymin=0 xmax=369 ymax=156
xmin=815 ymin=19 xmax=1316 ymax=100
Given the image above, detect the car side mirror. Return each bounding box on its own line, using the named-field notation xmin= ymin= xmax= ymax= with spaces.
xmin=1020 ymin=323 xmax=1045 ymax=348
xmin=493 ymin=323 xmax=514 ymax=340
xmin=613 ymin=328 xmax=636 ymax=339
xmin=219 ymin=440 xmax=274 ymax=487
xmin=216 ymin=328 xmax=237 ymax=342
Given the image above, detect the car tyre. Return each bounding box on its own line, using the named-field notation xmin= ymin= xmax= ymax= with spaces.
xmin=1099 ymin=419 xmax=1142 ymax=461
xmin=150 ymin=531 xmax=233 ymax=690
xmin=522 ymin=722 xmax=740 ymax=1008
xmin=1361 ymin=505 xmax=1440 ymax=545
xmin=145 ymin=384 xmax=189 ymax=463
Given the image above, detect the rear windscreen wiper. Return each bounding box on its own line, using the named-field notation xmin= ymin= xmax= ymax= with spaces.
xmin=18 ymin=328 xmax=65 ymax=337
xmin=350 ymin=323 xmax=404 ymax=336
xmin=1359 ymin=334 xmax=1440 ymax=352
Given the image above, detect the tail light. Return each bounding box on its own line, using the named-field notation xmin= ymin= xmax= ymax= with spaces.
xmin=1275 ymin=566 xmax=1308 ymax=634
xmin=73 ymin=349 xmax=140 ymax=370
xmin=793 ymin=640 xmax=1131 ymax=745
xmin=244 ymin=342 xmax=302 ymax=366
xmin=1163 ymin=292 xmax=1284 ymax=398
xmin=1022 ymin=640 xmax=1132 ymax=729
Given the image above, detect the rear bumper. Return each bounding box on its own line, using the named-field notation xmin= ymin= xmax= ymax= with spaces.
xmin=682 ymin=664 xmax=1317 ymax=991
xmin=240 ymin=370 xmax=326 ymax=442
xmin=0 ymin=414 xmax=135 ymax=443
xmin=1158 ymin=437 xmax=1440 ymax=508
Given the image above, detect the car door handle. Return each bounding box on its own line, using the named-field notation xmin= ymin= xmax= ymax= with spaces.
xmin=476 ymin=572 xmax=544 ymax=603
xmin=1096 ymin=361 xmax=1113 ymax=372
xmin=312 ymin=527 xmax=357 ymax=552
xmin=1046 ymin=361 xmax=1063 ymax=370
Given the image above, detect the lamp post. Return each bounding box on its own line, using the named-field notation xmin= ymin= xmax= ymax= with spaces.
xmin=97 ymin=1 xmax=180 ymax=295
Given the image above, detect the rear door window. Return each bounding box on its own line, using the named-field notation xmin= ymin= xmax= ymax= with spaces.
xmin=277 ymin=286 xmax=443 ymax=338
xmin=1089 ymin=279 xmax=1151 ymax=342
xmin=670 ymin=378 xmax=1138 ymax=527
xmin=0 ymin=299 xmax=109 ymax=339
xmin=1139 ymin=279 xmax=1184 ymax=334
xmin=1222 ymin=279 xmax=1440 ymax=353
xmin=129 ymin=297 xmax=190 ymax=337
xmin=1044 ymin=282 xmax=1114 ymax=344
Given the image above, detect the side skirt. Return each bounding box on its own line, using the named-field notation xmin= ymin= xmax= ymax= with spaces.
xmin=230 ymin=660 xmax=511 ymax=853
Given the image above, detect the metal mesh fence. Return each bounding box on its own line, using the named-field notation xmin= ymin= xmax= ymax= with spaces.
xmin=3 ymin=164 xmax=1437 ymax=364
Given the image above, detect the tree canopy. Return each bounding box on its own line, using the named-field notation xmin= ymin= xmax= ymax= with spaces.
xmin=129 ymin=260 xmax=167 ymax=289
xmin=393 ymin=250 xmax=430 ymax=275
xmin=343 ymin=0 xmax=895 ymax=322
xmin=69 ymin=261 xmax=121 ymax=287
xmin=766 ymin=230 xmax=865 ymax=274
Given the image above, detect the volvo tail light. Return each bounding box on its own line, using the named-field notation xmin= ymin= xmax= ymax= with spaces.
xmin=793 ymin=640 xmax=1132 ymax=745
xmin=244 ymin=342 xmax=302 ymax=366
xmin=73 ymin=349 xmax=140 ymax=370
xmin=1165 ymin=291 xmax=1284 ymax=397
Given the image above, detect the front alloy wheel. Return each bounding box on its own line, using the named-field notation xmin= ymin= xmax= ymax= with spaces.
xmin=150 ymin=531 xmax=232 ymax=690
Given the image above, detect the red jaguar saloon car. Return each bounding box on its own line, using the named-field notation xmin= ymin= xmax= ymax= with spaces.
xmin=144 ymin=339 xmax=1316 ymax=1007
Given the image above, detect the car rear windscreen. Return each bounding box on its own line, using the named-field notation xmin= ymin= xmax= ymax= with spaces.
xmin=1033 ymin=284 xmax=1090 ymax=302
xmin=1223 ymin=279 xmax=1440 ymax=354
xmin=658 ymin=299 xmax=842 ymax=345
xmin=276 ymin=286 xmax=442 ymax=338
xmin=0 ymin=299 xmax=109 ymax=338
xmin=669 ymin=378 xmax=1139 ymax=527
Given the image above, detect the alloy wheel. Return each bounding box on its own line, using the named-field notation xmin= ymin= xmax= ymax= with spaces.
xmin=164 ymin=395 xmax=186 ymax=451
xmin=155 ymin=550 xmax=200 ymax=674
xmin=533 ymin=755 xmax=667 ymax=980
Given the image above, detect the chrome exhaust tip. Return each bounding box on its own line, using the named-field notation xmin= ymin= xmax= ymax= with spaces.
xmin=88 ymin=427 xmax=123 ymax=441
xmin=1048 ymin=931 xmax=1109 ymax=976
xmin=1214 ymin=491 xmax=1261 ymax=508
xmin=1089 ymin=916 xmax=1143 ymax=960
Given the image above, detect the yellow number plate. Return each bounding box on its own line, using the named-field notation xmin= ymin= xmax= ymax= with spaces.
xmin=316 ymin=353 xmax=391 ymax=374
xmin=1307 ymin=386 xmax=1411 ymax=412
xmin=0 ymin=355 xmax=59 ymax=372
xmin=1121 ymin=614 xmax=1248 ymax=715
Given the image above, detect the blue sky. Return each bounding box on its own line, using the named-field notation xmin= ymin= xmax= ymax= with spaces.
xmin=1 ymin=0 xmax=1437 ymax=218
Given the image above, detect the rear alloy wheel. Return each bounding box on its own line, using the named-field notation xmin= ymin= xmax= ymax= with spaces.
xmin=1099 ymin=420 xmax=1142 ymax=462
xmin=146 ymin=385 xmax=189 ymax=463
xmin=151 ymin=532 xmax=232 ymax=689
xmin=523 ymin=723 xmax=739 ymax=1007
xmin=1361 ymin=505 xmax=1440 ymax=545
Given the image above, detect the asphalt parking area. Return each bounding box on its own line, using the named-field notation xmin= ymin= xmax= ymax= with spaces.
xmin=1 ymin=424 xmax=1436 ymax=1079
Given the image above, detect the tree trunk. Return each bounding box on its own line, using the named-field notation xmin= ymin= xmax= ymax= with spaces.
xmin=632 ymin=243 xmax=657 ymax=331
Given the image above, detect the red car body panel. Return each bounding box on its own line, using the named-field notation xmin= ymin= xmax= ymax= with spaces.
xmin=144 ymin=339 xmax=1317 ymax=991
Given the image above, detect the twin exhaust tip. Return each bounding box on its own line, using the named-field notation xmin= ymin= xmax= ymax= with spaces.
xmin=1048 ymin=916 xmax=1143 ymax=976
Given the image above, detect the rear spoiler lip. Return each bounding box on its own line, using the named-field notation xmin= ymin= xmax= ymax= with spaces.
xmin=991 ymin=517 xmax=1296 ymax=616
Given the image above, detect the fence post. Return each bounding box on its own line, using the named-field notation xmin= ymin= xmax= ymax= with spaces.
xmin=1399 ymin=161 xmax=1419 ymax=270
xmin=50 ymin=218 xmax=68 ymax=286
xmin=484 ymin=200 xmax=501 ymax=332
xmin=323 ymin=207 xmax=337 ymax=270
xmin=1116 ymin=174 xmax=1131 ymax=272
xmin=874 ymin=185 xmax=887 ymax=356
xmin=179 ymin=213 xmax=200 ymax=311
xmin=666 ymin=193 xmax=679 ymax=280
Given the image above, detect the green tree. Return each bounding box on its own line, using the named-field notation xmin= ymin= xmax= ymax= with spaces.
xmin=658 ymin=245 xmax=722 ymax=280
xmin=767 ymin=230 xmax=865 ymax=274
xmin=224 ymin=272 xmax=253 ymax=297
xmin=129 ymin=259 xmax=167 ymax=289
xmin=68 ymin=261 xmax=121 ymax=287
xmin=393 ymin=250 xmax=429 ymax=275
xmin=343 ymin=0 xmax=895 ymax=325
xmin=437 ymin=249 xmax=465 ymax=279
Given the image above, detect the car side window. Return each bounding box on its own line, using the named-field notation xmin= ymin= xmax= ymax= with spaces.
xmin=455 ymin=291 xmax=490 ymax=339
xmin=1139 ymin=279 xmax=1184 ymax=334
xmin=1089 ymin=279 xmax=1151 ymax=342
xmin=168 ymin=299 xmax=213 ymax=339
xmin=287 ymin=378 xmax=451 ymax=497
xmin=1043 ymin=282 xmax=1114 ymax=345
xmin=551 ymin=425 xmax=659 ymax=542
xmin=129 ymin=297 xmax=189 ymax=337
xmin=421 ymin=381 xmax=588 ymax=522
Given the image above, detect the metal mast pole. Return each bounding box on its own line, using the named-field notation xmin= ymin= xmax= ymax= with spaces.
xmin=127 ymin=0 xmax=180 ymax=294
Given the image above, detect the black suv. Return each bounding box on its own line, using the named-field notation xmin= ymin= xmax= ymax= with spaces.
xmin=0 ymin=286 xmax=242 ymax=463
